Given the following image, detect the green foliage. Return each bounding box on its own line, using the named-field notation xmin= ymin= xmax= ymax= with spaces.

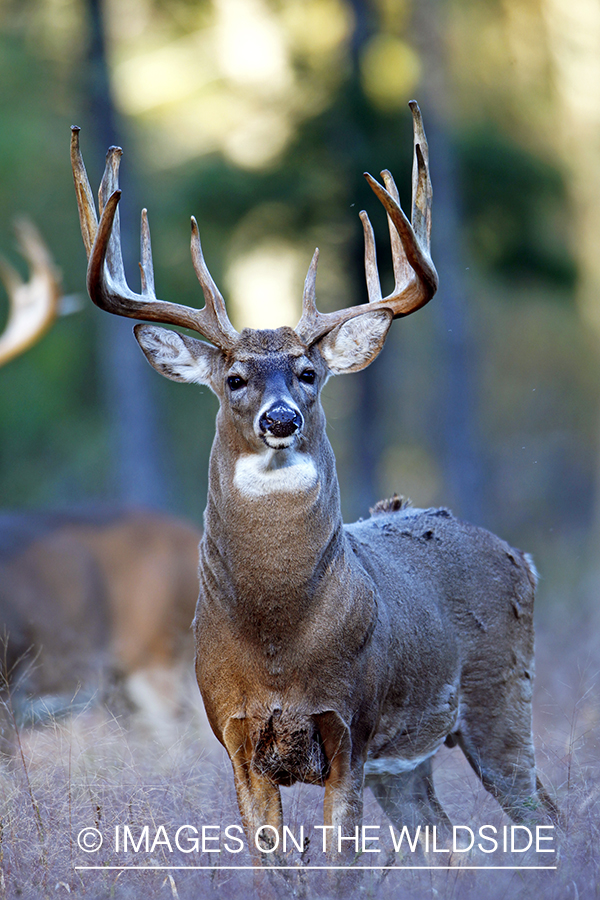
xmin=457 ymin=127 xmax=577 ymax=291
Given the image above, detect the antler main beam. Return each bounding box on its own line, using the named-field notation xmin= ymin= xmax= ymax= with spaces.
xmin=295 ymin=100 xmax=438 ymax=346
xmin=70 ymin=127 xmax=239 ymax=350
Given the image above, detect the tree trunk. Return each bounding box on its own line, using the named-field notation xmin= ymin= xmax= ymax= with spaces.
xmin=84 ymin=0 xmax=171 ymax=508
xmin=410 ymin=0 xmax=487 ymax=526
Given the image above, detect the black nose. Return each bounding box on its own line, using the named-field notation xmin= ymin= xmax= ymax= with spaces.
xmin=259 ymin=403 xmax=303 ymax=438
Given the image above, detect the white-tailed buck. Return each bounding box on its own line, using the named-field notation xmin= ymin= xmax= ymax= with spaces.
xmin=0 ymin=227 xmax=201 ymax=734
xmin=71 ymin=102 xmax=556 ymax=853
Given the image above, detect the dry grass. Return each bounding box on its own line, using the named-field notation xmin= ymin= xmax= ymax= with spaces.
xmin=0 ymin=611 xmax=598 ymax=900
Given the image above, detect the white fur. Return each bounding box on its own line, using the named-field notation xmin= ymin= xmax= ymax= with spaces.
xmin=320 ymin=311 xmax=391 ymax=374
xmin=234 ymin=450 xmax=318 ymax=497
xmin=523 ymin=552 xmax=540 ymax=588
xmin=263 ymin=435 xmax=295 ymax=449
xmin=364 ymin=744 xmax=442 ymax=777
xmin=136 ymin=326 xmax=214 ymax=385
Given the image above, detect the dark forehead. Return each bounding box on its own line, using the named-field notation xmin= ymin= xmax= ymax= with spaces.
xmin=231 ymin=327 xmax=308 ymax=362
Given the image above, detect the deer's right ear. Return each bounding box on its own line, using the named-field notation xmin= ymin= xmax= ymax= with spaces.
xmin=134 ymin=324 xmax=220 ymax=387
xmin=316 ymin=309 xmax=393 ymax=375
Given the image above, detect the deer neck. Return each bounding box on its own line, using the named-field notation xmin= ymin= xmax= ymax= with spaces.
xmin=201 ymin=414 xmax=345 ymax=611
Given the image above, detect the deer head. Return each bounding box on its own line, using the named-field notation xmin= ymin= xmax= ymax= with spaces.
xmin=70 ymin=102 xmax=436 ymax=421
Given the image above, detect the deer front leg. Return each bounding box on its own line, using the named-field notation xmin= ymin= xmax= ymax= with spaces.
xmin=315 ymin=711 xmax=365 ymax=861
xmin=222 ymin=717 xmax=284 ymax=860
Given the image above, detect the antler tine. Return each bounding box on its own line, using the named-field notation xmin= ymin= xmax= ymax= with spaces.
xmin=71 ymin=127 xmax=239 ymax=350
xmin=98 ymin=145 xmax=128 ymax=291
xmin=294 ymin=249 xmax=321 ymax=337
xmin=0 ymin=219 xmax=61 ymax=366
xmin=190 ymin=217 xmax=239 ymax=347
xmin=359 ymin=211 xmax=382 ymax=304
xmin=295 ymin=101 xmax=438 ymax=347
xmin=409 ymin=99 xmax=432 ymax=249
xmin=139 ymin=208 xmax=155 ymax=297
xmin=380 ymin=169 xmax=414 ymax=295
xmin=70 ymin=127 xmax=98 ymax=258
xmin=302 ymin=248 xmax=320 ymax=314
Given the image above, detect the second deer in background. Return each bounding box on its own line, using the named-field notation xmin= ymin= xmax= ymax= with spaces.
xmin=0 ymin=222 xmax=202 ymax=741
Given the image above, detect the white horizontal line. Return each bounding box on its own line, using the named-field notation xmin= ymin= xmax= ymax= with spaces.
xmin=75 ymin=865 xmax=558 ymax=871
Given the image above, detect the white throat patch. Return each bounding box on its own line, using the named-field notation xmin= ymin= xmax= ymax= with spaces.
xmin=234 ymin=450 xmax=318 ymax=498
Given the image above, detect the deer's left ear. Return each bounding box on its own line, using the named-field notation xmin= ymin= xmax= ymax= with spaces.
xmin=134 ymin=323 xmax=221 ymax=387
xmin=316 ymin=309 xmax=392 ymax=375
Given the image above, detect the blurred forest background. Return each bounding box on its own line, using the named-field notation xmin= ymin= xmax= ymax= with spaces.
xmin=0 ymin=0 xmax=599 ymax=619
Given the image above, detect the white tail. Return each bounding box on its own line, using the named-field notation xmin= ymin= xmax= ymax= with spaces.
xmin=72 ymin=102 xmax=557 ymax=856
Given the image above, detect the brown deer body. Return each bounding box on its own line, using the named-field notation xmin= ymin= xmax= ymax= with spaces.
xmin=0 ymin=228 xmax=201 ymax=733
xmin=0 ymin=508 xmax=201 ymax=726
xmin=71 ymin=102 xmax=554 ymax=852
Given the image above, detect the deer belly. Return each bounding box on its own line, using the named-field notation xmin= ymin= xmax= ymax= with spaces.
xmin=368 ymin=679 xmax=460 ymax=767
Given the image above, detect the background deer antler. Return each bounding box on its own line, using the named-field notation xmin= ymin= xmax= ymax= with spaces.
xmin=0 ymin=219 xmax=62 ymax=367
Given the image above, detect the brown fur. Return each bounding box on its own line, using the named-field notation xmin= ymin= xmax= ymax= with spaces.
xmin=250 ymin=708 xmax=329 ymax=786
xmin=0 ymin=508 xmax=200 ymax=725
xmin=370 ymin=493 xmax=411 ymax=515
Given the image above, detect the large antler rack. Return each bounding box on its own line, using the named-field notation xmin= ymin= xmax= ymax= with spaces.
xmin=0 ymin=219 xmax=62 ymax=367
xmin=70 ymin=127 xmax=239 ymax=351
xmin=295 ymin=100 xmax=438 ymax=347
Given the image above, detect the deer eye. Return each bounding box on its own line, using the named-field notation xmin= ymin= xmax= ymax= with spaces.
xmin=227 ymin=375 xmax=247 ymax=391
xmin=299 ymin=369 xmax=316 ymax=385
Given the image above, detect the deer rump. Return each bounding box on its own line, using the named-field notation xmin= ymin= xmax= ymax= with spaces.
xmin=195 ymin=503 xmax=539 ymax=819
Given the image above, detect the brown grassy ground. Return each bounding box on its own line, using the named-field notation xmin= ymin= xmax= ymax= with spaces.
xmin=0 ymin=607 xmax=598 ymax=900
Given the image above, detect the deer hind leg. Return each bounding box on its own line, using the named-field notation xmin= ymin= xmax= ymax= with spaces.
xmin=366 ymin=757 xmax=451 ymax=832
xmin=454 ymin=695 xmax=555 ymax=823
